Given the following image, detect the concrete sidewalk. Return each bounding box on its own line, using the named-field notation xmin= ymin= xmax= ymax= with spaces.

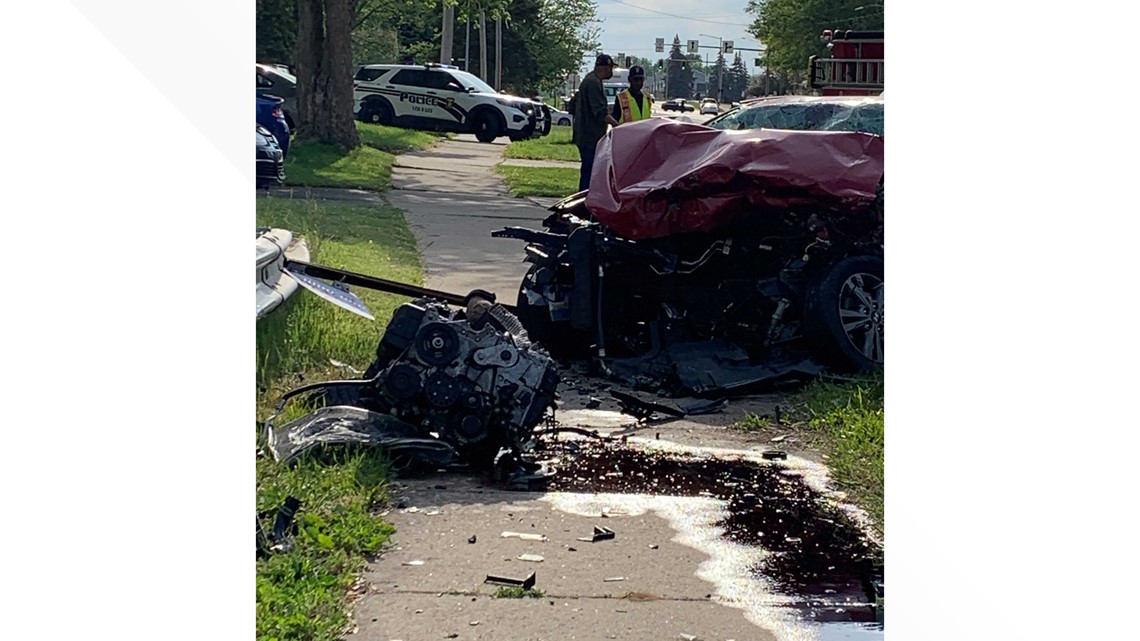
xmin=386 ymin=135 xmax=552 ymax=300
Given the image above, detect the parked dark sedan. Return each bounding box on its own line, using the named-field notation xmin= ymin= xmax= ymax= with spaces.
xmin=256 ymin=63 xmax=297 ymax=128
xmin=256 ymin=125 xmax=286 ymax=188
xmin=661 ymin=98 xmax=695 ymax=112
xmin=256 ymin=93 xmax=290 ymax=157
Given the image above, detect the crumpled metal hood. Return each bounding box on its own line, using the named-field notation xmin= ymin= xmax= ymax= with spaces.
xmin=583 ymin=118 xmax=885 ymax=240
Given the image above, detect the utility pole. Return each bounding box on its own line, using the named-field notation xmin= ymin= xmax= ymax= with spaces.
xmin=765 ymin=45 xmax=771 ymax=95
xmin=495 ymin=17 xmax=502 ymax=90
xmin=465 ymin=2 xmax=471 ymax=72
xmin=479 ymin=9 xmax=488 ymax=81
xmin=441 ymin=3 xmax=454 ymax=65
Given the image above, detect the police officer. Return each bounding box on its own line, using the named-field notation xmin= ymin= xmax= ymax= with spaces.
xmin=612 ymin=65 xmax=653 ymax=124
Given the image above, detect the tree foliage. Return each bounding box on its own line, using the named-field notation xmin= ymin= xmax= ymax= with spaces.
xmin=665 ymin=35 xmax=693 ymax=99
xmin=745 ymin=0 xmax=883 ymax=77
xmin=727 ymin=52 xmax=749 ymax=102
xmin=498 ymin=0 xmax=599 ymax=96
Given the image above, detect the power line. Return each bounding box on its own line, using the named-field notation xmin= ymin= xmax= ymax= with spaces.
xmin=600 ymin=0 xmax=749 ymax=26
xmin=598 ymin=14 xmax=742 ymax=19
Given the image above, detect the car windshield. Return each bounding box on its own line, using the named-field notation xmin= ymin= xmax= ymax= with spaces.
xmin=705 ymin=100 xmax=884 ymax=137
xmin=451 ymin=70 xmax=496 ymax=94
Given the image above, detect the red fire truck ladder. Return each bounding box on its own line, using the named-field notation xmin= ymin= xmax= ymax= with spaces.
xmin=808 ymin=30 xmax=884 ymax=96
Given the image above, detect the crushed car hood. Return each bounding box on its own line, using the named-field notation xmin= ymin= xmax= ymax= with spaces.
xmin=584 ymin=118 xmax=884 ymax=240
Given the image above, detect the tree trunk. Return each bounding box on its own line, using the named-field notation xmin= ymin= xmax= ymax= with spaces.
xmin=294 ymin=0 xmax=360 ymax=148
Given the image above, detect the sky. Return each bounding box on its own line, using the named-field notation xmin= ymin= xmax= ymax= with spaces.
xmin=585 ymin=0 xmax=764 ymax=75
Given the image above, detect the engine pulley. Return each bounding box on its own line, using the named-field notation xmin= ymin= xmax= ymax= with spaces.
xmin=415 ymin=322 xmax=461 ymax=366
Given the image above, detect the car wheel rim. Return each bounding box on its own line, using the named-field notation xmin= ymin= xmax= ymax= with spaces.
xmin=838 ymin=273 xmax=884 ymax=363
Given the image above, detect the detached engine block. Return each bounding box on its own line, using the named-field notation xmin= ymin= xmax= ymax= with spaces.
xmin=355 ymin=299 xmax=560 ymax=462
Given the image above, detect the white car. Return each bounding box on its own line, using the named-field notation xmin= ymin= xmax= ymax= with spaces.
xmin=549 ymin=107 xmax=573 ymax=127
xmin=353 ymin=63 xmax=551 ymax=143
xmin=700 ymin=99 xmax=720 ymax=115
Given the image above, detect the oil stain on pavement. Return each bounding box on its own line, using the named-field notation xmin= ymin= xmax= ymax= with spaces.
xmin=539 ymin=437 xmax=884 ymax=641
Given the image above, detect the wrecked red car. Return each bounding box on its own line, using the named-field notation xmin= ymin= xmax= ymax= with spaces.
xmin=495 ymin=116 xmax=884 ymax=393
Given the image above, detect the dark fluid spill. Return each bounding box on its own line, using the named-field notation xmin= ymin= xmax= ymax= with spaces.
xmin=541 ymin=440 xmax=884 ymax=632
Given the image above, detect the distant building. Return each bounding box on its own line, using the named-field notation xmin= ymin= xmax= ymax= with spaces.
xmin=692 ymin=70 xmax=708 ymax=96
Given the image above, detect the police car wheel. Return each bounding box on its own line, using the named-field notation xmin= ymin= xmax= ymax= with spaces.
xmin=360 ymin=100 xmax=392 ymax=125
xmin=472 ymin=112 xmax=500 ymax=143
xmin=557 ymin=118 xmax=570 ymax=126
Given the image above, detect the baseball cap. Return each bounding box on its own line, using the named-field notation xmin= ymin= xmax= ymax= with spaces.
xmin=629 ymin=65 xmax=646 ymax=79
xmin=595 ymin=53 xmax=615 ymax=67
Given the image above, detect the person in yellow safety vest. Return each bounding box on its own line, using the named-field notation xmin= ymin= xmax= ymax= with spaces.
xmin=611 ymin=65 xmax=653 ymax=124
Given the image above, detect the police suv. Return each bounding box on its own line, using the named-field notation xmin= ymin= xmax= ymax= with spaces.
xmin=353 ymin=64 xmax=551 ymax=143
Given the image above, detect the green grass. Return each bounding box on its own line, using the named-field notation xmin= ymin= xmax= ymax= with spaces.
xmin=256 ymin=449 xmax=395 ymax=641
xmin=356 ymin=121 xmax=442 ymax=153
xmin=255 ymin=198 xmax=423 ymax=391
xmin=256 ymin=195 xmax=425 ymax=641
xmin=495 ymin=165 xmax=581 ymax=198
xmin=503 ymin=126 xmax=579 ymax=162
xmin=737 ymin=373 xmax=884 ymax=527
xmin=284 ymin=122 xmax=442 ymax=191
xmin=493 ymin=586 xmax=547 ymax=599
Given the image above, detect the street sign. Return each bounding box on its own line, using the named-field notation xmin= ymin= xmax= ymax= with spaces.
xmin=723 ymin=41 xmax=734 ymax=54
xmin=655 ymin=37 xmax=665 ymax=53
xmin=687 ymin=40 xmax=699 ymax=54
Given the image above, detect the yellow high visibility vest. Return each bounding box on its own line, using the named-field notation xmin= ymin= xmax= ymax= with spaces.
xmin=617 ymin=90 xmax=652 ymax=123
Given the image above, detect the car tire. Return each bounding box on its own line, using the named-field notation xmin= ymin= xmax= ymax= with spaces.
xmin=471 ymin=111 xmax=501 ymax=143
xmin=803 ymin=255 xmax=884 ymax=371
xmin=359 ymin=99 xmax=393 ymax=125
xmin=558 ymin=117 xmax=571 ymax=126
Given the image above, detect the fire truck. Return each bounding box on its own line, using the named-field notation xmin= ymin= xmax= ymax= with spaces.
xmin=808 ymin=30 xmax=883 ymax=96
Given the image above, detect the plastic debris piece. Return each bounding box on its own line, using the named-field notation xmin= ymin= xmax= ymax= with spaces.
xmin=577 ymin=526 xmax=616 ymax=542
xmin=762 ymin=450 xmax=788 ymax=460
xmin=518 ymin=554 xmax=545 ymax=562
xmin=485 ymin=571 xmax=537 ymax=590
xmin=501 ymin=531 xmax=548 ymax=541
xmin=603 ymin=576 xmax=627 ymax=582
xmin=468 ymin=535 xmax=477 ymax=544
xmin=403 ymin=560 xmax=425 ymax=566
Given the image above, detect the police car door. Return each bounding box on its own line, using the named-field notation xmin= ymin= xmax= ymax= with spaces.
xmin=389 ymin=69 xmax=435 ymax=120
xmin=426 ymin=71 xmax=469 ymax=125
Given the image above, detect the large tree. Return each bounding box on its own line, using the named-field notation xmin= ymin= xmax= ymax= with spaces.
xmin=728 ymin=52 xmax=749 ymax=101
xmin=665 ymin=35 xmax=693 ymax=99
xmin=710 ymin=49 xmax=727 ymax=101
xmin=745 ymin=0 xmax=883 ymax=77
xmin=295 ymin=0 xmax=360 ymax=147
